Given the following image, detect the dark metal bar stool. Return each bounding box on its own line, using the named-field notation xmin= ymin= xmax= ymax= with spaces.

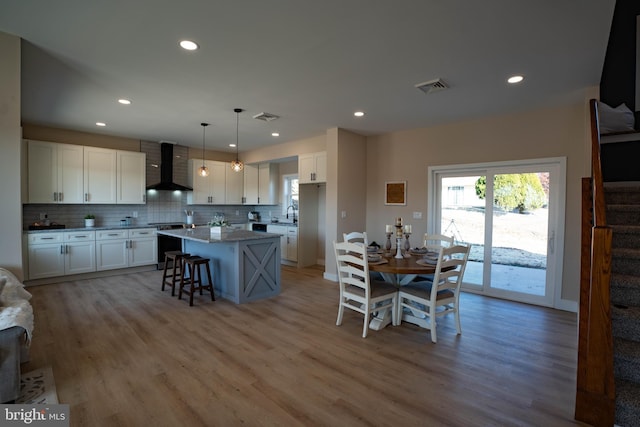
xmin=179 ymin=256 xmax=215 ymax=306
xmin=161 ymin=251 xmax=190 ymax=296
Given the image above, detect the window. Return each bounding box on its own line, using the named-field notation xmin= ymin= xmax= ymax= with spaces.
xmin=282 ymin=174 xmax=299 ymax=216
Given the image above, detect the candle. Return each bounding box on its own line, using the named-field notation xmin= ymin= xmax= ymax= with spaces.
xmin=385 ymin=224 xmax=392 ymax=233
xmin=404 ymin=224 xmax=412 ymax=233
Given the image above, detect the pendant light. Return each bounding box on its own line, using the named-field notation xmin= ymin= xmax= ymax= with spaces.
xmin=231 ymin=108 xmax=244 ymax=172
xmin=198 ymin=122 xmax=209 ymax=177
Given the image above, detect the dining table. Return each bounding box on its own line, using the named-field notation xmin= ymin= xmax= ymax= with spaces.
xmin=367 ymin=250 xmax=443 ymax=330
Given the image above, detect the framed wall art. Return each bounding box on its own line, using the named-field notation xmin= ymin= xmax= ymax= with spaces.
xmin=385 ymin=181 xmax=406 ymax=205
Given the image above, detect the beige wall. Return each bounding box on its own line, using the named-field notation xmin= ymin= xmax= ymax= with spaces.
xmin=242 ymin=134 xmax=325 ymax=164
xmin=364 ymin=98 xmax=594 ymax=305
xmin=0 ymin=32 xmax=23 ymax=278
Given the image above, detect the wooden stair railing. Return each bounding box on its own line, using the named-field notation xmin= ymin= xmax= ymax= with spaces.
xmin=575 ymin=99 xmax=615 ymax=426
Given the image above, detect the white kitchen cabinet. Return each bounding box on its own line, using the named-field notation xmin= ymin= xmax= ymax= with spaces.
xmin=117 ymin=150 xmax=146 ymax=204
xmin=63 ymin=231 xmax=96 ymax=275
xmin=187 ymin=159 xmax=226 ymax=204
xmin=128 ymin=228 xmax=157 ymax=267
xmin=27 ymin=231 xmax=96 ymax=279
xmin=28 ymin=140 xmax=84 ymax=204
xmin=27 ymin=233 xmax=65 ymax=279
xmin=298 ymin=151 xmax=326 ymax=184
xmin=243 ymin=164 xmax=259 ymax=204
xmin=266 ymin=225 xmax=297 ymax=262
xmin=96 ymin=228 xmax=156 ymax=271
xmin=225 ymin=165 xmax=244 ymax=204
xmin=244 ymin=163 xmax=278 ymax=205
xmin=84 ymin=146 xmax=117 ymax=203
xmin=96 ymin=229 xmax=129 ymax=271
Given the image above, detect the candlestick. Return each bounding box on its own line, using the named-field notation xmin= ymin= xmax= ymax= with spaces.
xmin=395 ymin=236 xmax=404 ymax=259
xmin=385 ymin=232 xmax=392 ymax=252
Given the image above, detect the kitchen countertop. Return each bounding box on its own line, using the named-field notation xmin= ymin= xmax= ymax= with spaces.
xmin=250 ymin=221 xmax=298 ymax=227
xmin=24 ymin=225 xmax=157 ymax=234
xmin=157 ymin=227 xmax=281 ymax=243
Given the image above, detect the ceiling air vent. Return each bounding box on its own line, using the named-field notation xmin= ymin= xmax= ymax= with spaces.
xmin=415 ymin=78 xmax=448 ymax=95
xmin=253 ymin=112 xmax=280 ymax=122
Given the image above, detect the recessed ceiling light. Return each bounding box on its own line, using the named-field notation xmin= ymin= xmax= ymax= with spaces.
xmin=179 ymin=40 xmax=199 ymax=51
xmin=229 ymin=143 xmax=236 ymax=148
xmin=118 ymin=98 xmax=131 ymax=105
xmin=271 ymin=132 xmax=280 ymax=137
xmin=354 ymin=111 xmax=365 ymax=117
xmin=96 ymin=122 xmax=106 ymax=127
xmin=507 ymin=75 xmax=524 ymax=84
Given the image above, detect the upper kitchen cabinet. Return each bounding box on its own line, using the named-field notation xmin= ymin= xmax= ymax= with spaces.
xmin=27 ymin=140 xmax=84 ymax=204
xmin=117 ymin=151 xmax=146 ymax=204
xmin=84 ymin=146 xmax=117 ymax=203
xmin=225 ymin=166 xmax=244 ymax=204
xmin=244 ymin=163 xmax=278 ymax=205
xmin=298 ymin=151 xmax=326 ymax=184
xmin=187 ymin=159 xmax=226 ymax=204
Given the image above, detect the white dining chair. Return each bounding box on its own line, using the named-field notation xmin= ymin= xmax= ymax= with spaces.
xmin=397 ymin=244 xmax=470 ymax=343
xmin=334 ymin=240 xmax=398 ymax=338
xmin=423 ymin=233 xmax=454 ymax=251
xmin=415 ymin=233 xmax=454 ymax=282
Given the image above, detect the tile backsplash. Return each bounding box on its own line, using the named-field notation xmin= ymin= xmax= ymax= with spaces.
xmin=23 ymin=193 xmax=282 ymax=229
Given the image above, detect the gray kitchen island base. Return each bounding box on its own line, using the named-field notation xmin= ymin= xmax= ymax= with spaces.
xmin=157 ymin=228 xmax=281 ymax=304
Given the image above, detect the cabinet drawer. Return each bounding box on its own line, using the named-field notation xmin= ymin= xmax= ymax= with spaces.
xmin=96 ymin=230 xmax=128 ymax=240
xmin=287 ymin=228 xmax=298 ymax=235
xmin=28 ymin=233 xmax=63 ymax=245
xmin=129 ymin=228 xmax=155 ymax=238
xmin=64 ymin=231 xmax=96 ymax=241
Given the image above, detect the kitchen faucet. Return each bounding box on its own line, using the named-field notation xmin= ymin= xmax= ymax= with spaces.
xmin=286 ymin=205 xmax=297 ymax=224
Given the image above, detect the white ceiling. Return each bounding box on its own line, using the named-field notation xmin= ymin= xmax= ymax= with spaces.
xmin=0 ymin=1 xmax=616 ymax=152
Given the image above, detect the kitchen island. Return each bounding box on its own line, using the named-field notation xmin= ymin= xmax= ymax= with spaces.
xmin=157 ymin=227 xmax=281 ymax=304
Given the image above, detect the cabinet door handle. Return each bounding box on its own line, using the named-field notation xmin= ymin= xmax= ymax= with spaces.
xmin=41 ymin=237 xmax=55 ymax=240
xmin=60 ymin=245 xmax=64 ymax=254
xmin=59 ymin=192 xmax=63 ymax=202
xmin=65 ymin=245 xmax=69 ymax=254
xmin=143 ymin=194 xmax=146 ymax=202
xmin=242 ymin=196 xmax=246 ymax=204
xmin=108 ymin=233 xmax=119 ymax=236
xmin=85 ymin=193 xmax=89 ymax=202
xmin=53 ymin=192 xmax=57 ymax=202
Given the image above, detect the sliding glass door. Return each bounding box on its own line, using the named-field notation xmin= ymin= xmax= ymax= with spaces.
xmin=429 ymin=158 xmax=565 ymax=307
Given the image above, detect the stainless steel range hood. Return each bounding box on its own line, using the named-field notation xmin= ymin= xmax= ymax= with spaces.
xmin=145 ymin=142 xmax=193 ymax=191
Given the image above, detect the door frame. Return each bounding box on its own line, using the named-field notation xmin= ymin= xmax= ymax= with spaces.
xmin=428 ymin=157 xmax=566 ymax=309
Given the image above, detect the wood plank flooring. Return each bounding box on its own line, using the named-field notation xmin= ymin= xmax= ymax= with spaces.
xmin=23 ymin=265 xmax=587 ymax=426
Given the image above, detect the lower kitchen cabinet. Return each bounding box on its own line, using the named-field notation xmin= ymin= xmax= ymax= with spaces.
xmin=96 ymin=228 xmax=157 ymax=271
xmin=28 ymin=231 xmax=96 ymax=279
xmin=266 ymin=225 xmax=297 ymax=262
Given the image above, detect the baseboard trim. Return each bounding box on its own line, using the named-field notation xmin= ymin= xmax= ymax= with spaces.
xmin=24 ymin=264 xmax=158 ymax=287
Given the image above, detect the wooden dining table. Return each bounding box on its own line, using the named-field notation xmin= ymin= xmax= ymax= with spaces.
xmin=368 ymin=252 xmax=439 ymax=285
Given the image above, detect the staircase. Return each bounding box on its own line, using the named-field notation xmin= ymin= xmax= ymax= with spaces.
xmin=605 ymin=183 xmax=640 ymax=426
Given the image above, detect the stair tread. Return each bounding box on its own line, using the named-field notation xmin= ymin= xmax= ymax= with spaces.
xmin=615 ymin=378 xmax=640 ymax=427
xmin=608 ymin=204 xmax=640 ymax=210
xmin=612 ymin=225 xmax=640 ymax=232
xmin=613 ymin=247 xmax=640 ymax=258
xmin=611 ymin=273 xmax=640 ymax=285
xmin=614 ymin=336 xmax=640 ymax=358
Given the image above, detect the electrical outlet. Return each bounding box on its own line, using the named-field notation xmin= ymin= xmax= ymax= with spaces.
xmin=39 ymin=213 xmax=47 ymax=220
xmin=341 ymin=210 xmax=347 ymax=218
xmin=132 ymin=211 xmax=138 ymax=218
xmin=235 ymin=210 xmax=239 ymax=216
xmin=413 ymin=211 xmax=422 ymax=219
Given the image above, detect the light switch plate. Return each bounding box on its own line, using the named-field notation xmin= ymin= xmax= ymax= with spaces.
xmin=413 ymin=211 xmax=422 ymax=219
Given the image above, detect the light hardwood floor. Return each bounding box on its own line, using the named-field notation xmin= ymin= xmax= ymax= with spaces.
xmin=23 ymin=265 xmax=586 ymax=426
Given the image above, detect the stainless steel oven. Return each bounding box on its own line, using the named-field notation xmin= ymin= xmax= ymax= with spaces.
xmin=251 ymin=223 xmax=268 ymax=232
xmin=152 ymin=223 xmax=184 ymax=269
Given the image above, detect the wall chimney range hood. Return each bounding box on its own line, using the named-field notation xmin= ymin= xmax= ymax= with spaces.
xmin=146 ymin=143 xmax=193 ymax=191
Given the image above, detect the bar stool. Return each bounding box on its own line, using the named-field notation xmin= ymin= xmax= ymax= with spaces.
xmin=179 ymin=256 xmax=215 ymax=306
xmin=161 ymin=251 xmax=190 ymax=296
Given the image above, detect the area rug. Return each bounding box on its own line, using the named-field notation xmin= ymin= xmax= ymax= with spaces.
xmin=16 ymin=366 xmax=59 ymax=404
